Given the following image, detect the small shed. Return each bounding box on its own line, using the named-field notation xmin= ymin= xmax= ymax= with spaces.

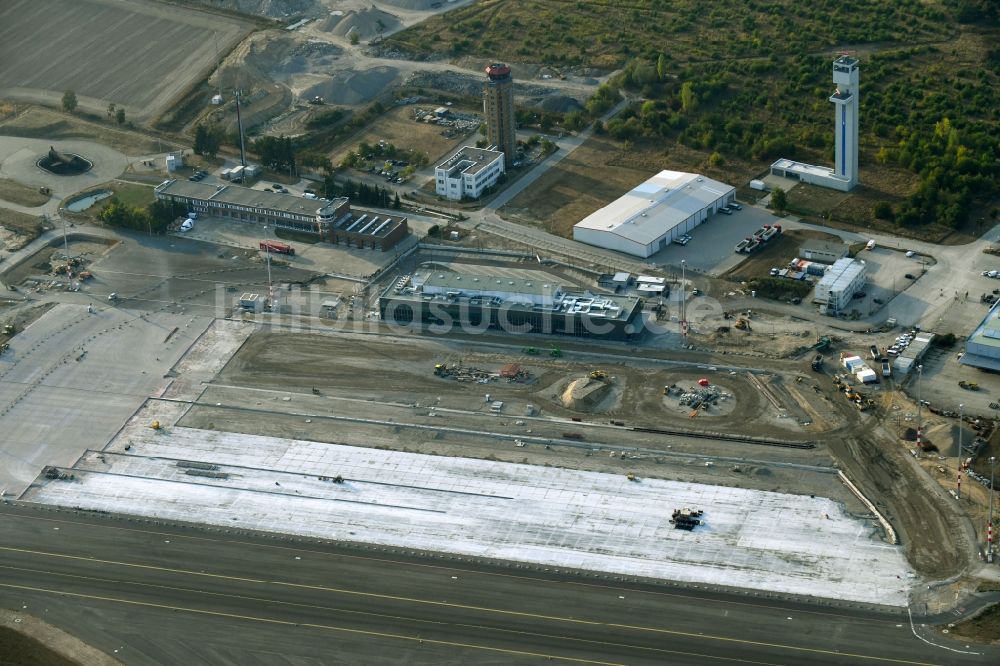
xmin=800 ymin=240 xmax=848 ymax=264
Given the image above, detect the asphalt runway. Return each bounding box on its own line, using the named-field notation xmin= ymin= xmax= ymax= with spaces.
xmin=0 ymin=502 xmax=993 ymax=665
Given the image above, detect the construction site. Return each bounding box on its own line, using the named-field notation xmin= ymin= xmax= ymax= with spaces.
xmin=18 ymin=319 xmax=917 ymax=608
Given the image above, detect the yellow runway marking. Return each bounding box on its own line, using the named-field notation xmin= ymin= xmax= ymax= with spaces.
xmin=0 ymin=545 xmax=944 ymax=666
xmin=0 ymin=582 xmax=619 ymax=666
xmin=0 ymin=566 xmax=783 ymax=665
xmin=0 ymin=510 xmax=904 ymax=625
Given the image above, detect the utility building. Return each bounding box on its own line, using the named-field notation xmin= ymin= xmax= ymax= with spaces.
xmin=483 ymin=63 xmax=516 ymax=166
xmin=573 ymin=170 xmax=735 ymax=258
xmin=434 ymin=146 xmax=505 ymax=201
xmin=770 ymin=56 xmax=860 ymax=191
xmin=813 ymin=258 xmax=866 ymax=314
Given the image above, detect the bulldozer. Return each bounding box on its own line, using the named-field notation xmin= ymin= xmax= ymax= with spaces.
xmin=959 ymin=380 xmax=980 ymax=391
xmin=150 ymin=420 xmax=162 ymax=430
xmin=434 ymin=363 xmax=448 ymax=376
xmin=589 ymin=369 xmax=609 ymax=381
xmin=734 ymin=318 xmax=751 ymax=331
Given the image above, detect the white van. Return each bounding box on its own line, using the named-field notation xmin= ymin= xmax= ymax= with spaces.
xmin=865 ymin=239 xmax=876 ymax=251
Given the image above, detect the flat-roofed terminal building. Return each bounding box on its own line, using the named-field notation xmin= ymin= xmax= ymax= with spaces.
xmin=379 ymin=269 xmax=644 ymax=340
xmin=155 ymin=179 xmax=408 ymax=251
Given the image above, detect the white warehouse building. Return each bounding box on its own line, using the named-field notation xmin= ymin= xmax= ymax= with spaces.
xmin=572 ymin=170 xmax=735 ymax=258
xmin=813 ymin=258 xmax=866 ymax=314
xmin=435 ymin=146 xmax=505 ymax=201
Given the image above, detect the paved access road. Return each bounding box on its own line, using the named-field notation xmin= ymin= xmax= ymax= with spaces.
xmin=0 ymin=503 xmax=992 ymax=666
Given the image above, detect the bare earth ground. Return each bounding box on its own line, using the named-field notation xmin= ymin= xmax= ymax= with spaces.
xmin=0 ymin=0 xmax=251 ymax=122
xmin=724 ymin=228 xmax=843 ymax=281
xmin=950 ymin=603 xmax=1000 ymax=645
xmin=0 ymin=610 xmax=118 ymax=666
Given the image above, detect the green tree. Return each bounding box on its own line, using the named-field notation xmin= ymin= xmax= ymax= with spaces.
xmin=873 ymin=201 xmax=894 ymax=220
xmin=61 ymin=90 xmax=77 ymax=113
xmin=349 ymin=30 xmax=360 ymax=46
xmin=193 ymin=124 xmax=222 ymax=158
xmin=115 ymin=108 xmax=126 ymax=125
xmin=393 ymin=192 xmax=401 ymax=209
xmin=680 ymin=82 xmax=697 ymax=113
xmin=657 ymin=53 xmax=668 ymax=81
xmin=770 ymin=186 xmax=787 ymax=213
xmin=106 ymin=103 xmax=116 ymax=120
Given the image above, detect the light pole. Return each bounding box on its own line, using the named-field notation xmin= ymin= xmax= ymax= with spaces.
xmin=61 ymin=214 xmax=71 ymax=280
xmin=680 ymin=259 xmax=687 ymax=338
xmin=916 ymin=364 xmax=923 ymax=450
xmin=263 ymin=225 xmax=273 ymax=310
xmin=989 ymin=456 xmax=997 ymax=563
xmin=957 ymin=403 xmax=964 ymax=499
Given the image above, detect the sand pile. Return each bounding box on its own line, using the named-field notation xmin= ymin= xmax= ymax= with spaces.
xmin=321 ymin=7 xmax=401 ymax=39
xmin=560 ymin=376 xmax=613 ymax=412
xmin=301 ymin=66 xmax=399 ymax=105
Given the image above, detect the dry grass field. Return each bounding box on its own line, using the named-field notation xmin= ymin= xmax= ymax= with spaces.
xmin=329 ymin=106 xmax=476 ymax=168
xmin=0 ymin=178 xmax=48 ymax=207
xmin=0 ymin=105 xmax=168 ymax=156
xmin=503 ymin=135 xmax=649 ymax=237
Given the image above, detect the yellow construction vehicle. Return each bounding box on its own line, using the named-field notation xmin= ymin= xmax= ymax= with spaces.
xmin=150 ymin=420 xmax=162 ymax=430
xmin=434 ymin=363 xmax=447 ymax=376
xmin=589 ymin=369 xmax=609 ymax=381
xmin=734 ymin=318 xmax=750 ymax=331
xmin=627 ymin=473 xmax=638 ymax=482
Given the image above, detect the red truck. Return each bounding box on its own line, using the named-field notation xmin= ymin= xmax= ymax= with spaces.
xmin=260 ymin=240 xmax=295 ymax=256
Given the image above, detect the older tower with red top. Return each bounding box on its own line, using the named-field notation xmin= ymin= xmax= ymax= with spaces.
xmin=483 ymin=63 xmax=516 ymax=166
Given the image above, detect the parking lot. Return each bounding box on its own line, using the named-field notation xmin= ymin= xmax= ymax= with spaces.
xmin=648 ymin=205 xmax=780 ymax=275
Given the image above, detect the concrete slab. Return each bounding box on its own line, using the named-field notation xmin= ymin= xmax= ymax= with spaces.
xmin=26 ymin=423 xmax=915 ymax=606
xmin=0 ymin=303 xmax=211 ymax=495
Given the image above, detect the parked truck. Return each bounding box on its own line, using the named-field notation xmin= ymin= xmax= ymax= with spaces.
xmin=259 ymin=240 xmax=295 ymax=256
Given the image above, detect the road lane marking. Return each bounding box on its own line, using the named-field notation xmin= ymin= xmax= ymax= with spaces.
xmin=0 ymin=582 xmax=620 ymax=666
xmin=0 ymin=509 xmax=905 ymax=625
xmin=0 ymin=546 xmax=945 ymax=665
xmin=0 ymin=566 xmax=783 ymax=665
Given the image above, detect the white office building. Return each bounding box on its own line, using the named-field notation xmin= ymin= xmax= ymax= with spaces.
xmin=435 ymin=146 xmax=505 ymax=201
xmin=814 ymin=258 xmax=866 ymax=314
xmin=770 ymin=56 xmax=860 ymax=192
xmin=573 ymin=170 xmax=735 ymax=258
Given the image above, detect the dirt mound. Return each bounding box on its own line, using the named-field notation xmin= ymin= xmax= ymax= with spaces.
xmin=198 ymin=0 xmax=321 ymax=19
xmin=321 ymin=7 xmax=401 ymax=39
xmin=301 ymin=66 xmax=399 ymax=105
xmin=560 ymin=376 xmax=612 ymax=412
xmin=538 ymin=95 xmax=584 ymax=113
xmin=378 ymin=0 xmax=441 ymax=9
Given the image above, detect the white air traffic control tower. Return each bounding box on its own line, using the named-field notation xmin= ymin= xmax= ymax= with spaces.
xmin=769 ymin=56 xmax=860 ymax=192
xmin=830 ymin=55 xmax=859 ymax=189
